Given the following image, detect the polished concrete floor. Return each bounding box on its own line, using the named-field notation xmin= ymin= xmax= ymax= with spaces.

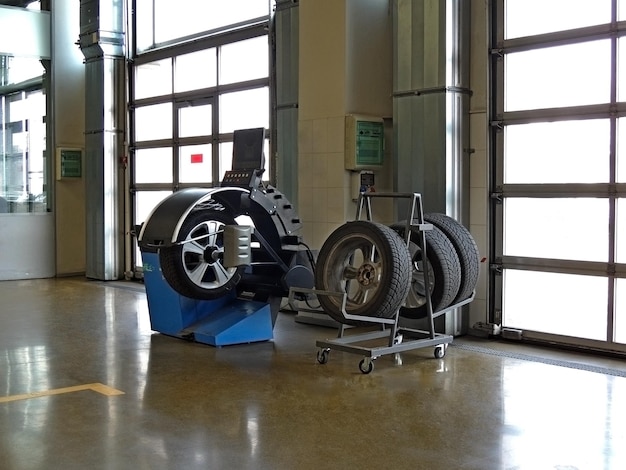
xmin=1 ymin=277 xmax=626 ymax=470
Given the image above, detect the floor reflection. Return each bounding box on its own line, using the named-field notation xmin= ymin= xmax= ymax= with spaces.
xmin=1 ymin=278 xmax=626 ymax=469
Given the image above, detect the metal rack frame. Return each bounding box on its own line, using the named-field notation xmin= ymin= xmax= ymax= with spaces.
xmin=288 ymin=192 xmax=474 ymax=374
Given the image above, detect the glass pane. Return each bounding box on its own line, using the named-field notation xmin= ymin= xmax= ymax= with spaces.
xmin=219 ymin=87 xmax=269 ymax=133
xmin=175 ymin=49 xmax=217 ymax=92
xmin=25 ymin=91 xmax=46 ymax=205
xmin=4 ymin=57 xmax=44 ymax=85
xmin=135 ymin=190 xmax=172 ymax=226
xmin=135 ymin=0 xmax=154 ymax=52
xmin=505 ymin=0 xmax=611 ymax=39
xmin=135 ymin=103 xmax=173 ymax=141
xmin=618 ymin=38 xmax=626 ymax=103
xmin=620 ymin=0 xmax=626 ymax=21
xmin=504 ymin=198 xmax=609 ymax=262
xmin=220 ymin=36 xmax=269 ymax=85
xmin=135 ymin=190 xmax=172 ymax=266
xmin=503 ymin=269 xmax=608 ymax=340
xmin=219 ymin=142 xmax=234 ymax=179
xmin=180 ymin=144 xmax=212 ymax=184
xmin=135 ymin=59 xmax=172 ymax=99
xmin=0 ymin=90 xmax=47 ymax=214
xmin=616 ymin=278 xmax=626 ymax=343
xmin=153 ymin=0 xmax=271 ymax=47
xmin=617 ymin=199 xmax=626 ymax=264
xmin=179 ymin=104 xmax=212 ymax=138
xmin=617 ymin=119 xmax=626 ymax=183
xmin=134 ymin=148 xmax=172 ymax=183
xmin=504 ymin=120 xmax=609 ymax=184
xmin=505 ymin=40 xmax=610 ymax=112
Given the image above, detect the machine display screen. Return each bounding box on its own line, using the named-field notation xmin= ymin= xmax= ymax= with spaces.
xmin=232 ymin=128 xmax=265 ymax=170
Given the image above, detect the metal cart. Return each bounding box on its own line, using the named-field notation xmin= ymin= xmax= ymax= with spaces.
xmin=288 ymin=192 xmax=474 ymax=374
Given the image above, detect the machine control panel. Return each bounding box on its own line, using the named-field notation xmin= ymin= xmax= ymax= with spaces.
xmin=221 ymin=169 xmax=258 ymax=187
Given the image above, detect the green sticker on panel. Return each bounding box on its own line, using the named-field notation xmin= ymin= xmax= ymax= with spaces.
xmin=60 ymin=149 xmax=82 ymax=178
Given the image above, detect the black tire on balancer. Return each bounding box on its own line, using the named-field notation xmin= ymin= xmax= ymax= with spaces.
xmin=314 ymin=221 xmax=412 ymax=326
xmin=159 ymin=209 xmax=244 ymax=300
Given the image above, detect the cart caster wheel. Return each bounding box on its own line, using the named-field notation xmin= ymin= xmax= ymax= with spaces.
xmin=359 ymin=358 xmax=374 ymax=374
xmin=317 ymin=349 xmax=330 ymax=364
xmin=434 ymin=345 xmax=446 ymax=359
xmin=394 ymin=334 xmax=403 ymax=345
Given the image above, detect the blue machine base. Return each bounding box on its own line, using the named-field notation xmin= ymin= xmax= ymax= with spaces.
xmin=141 ymin=252 xmax=274 ymax=347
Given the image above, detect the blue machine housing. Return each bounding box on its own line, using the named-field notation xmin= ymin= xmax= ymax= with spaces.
xmin=141 ymin=251 xmax=274 ymax=347
xmin=137 ymin=184 xmax=313 ymax=346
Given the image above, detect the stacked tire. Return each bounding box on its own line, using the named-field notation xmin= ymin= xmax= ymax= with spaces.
xmin=393 ymin=213 xmax=480 ymax=319
xmin=314 ymin=221 xmax=412 ymax=326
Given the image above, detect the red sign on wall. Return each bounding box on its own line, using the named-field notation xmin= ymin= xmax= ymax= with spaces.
xmin=191 ymin=154 xmax=203 ymax=163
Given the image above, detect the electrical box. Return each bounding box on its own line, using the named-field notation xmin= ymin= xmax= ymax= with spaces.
xmin=344 ymin=114 xmax=384 ymax=170
xmin=56 ymin=147 xmax=83 ymax=180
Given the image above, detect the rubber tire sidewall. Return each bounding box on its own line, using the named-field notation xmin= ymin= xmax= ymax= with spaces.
xmin=424 ymin=213 xmax=480 ymax=304
xmin=391 ymin=223 xmax=462 ymax=320
xmin=314 ymin=221 xmax=411 ymax=326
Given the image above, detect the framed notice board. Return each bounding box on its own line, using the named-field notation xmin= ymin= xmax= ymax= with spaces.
xmin=56 ymin=148 xmax=83 ymax=179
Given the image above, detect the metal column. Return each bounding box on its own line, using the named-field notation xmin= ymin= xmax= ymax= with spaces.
xmin=392 ymin=0 xmax=471 ymax=335
xmin=78 ymin=0 xmax=126 ymax=280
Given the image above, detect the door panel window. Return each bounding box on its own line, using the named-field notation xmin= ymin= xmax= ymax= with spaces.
xmin=134 ymin=190 xmax=172 ymax=264
xmin=135 ymin=190 xmax=172 ymax=226
xmin=134 ymin=59 xmax=172 ymax=99
xmin=504 ymin=120 xmax=610 ymax=184
xmin=134 ymin=148 xmax=173 ymax=184
xmin=616 ymin=118 xmax=626 ymax=183
xmin=219 ymin=142 xmax=233 ymax=179
xmin=503 ymin=270 xmax=608 ymax=340
xmin=617 ymin=38 xmax=626 ymax=102
xmin=616 ymin=279 xmax=626 ymax=344
xmin=617 ymin=199 xmax=626 ymax=264
xmin=505 ymin=0 xmax=611 ymax=39
xmin=179 ymin=144 xmax=212 ymax=184
xmin=135 ymin=104 xmax=173 ymax=141
xmin=505 ymin=40 xmax=611 ymax=112
xmin=219 ymin=87 xmax=269 ymax=133
xmin=178 ymin=104 xmax=212 ymax=138
xmin=220 ymin=36 xmax=269 ymax=85
xmin=175 ymin=49 xmax=217 ymax=92
xmin=504 ymin=198 xmax=609 ymax=262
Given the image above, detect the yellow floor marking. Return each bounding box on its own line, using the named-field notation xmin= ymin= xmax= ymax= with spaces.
xmin=0 ymin=383 xmax=125 ymax=404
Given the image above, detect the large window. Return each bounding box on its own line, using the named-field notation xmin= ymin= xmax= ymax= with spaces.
xmin=129 ymin=1 xmax=273 ymax=272
xmin=492 ymin=0 xmax=626 ymax=351
xmin=0 ymin=57 xmax=46 ymax=214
